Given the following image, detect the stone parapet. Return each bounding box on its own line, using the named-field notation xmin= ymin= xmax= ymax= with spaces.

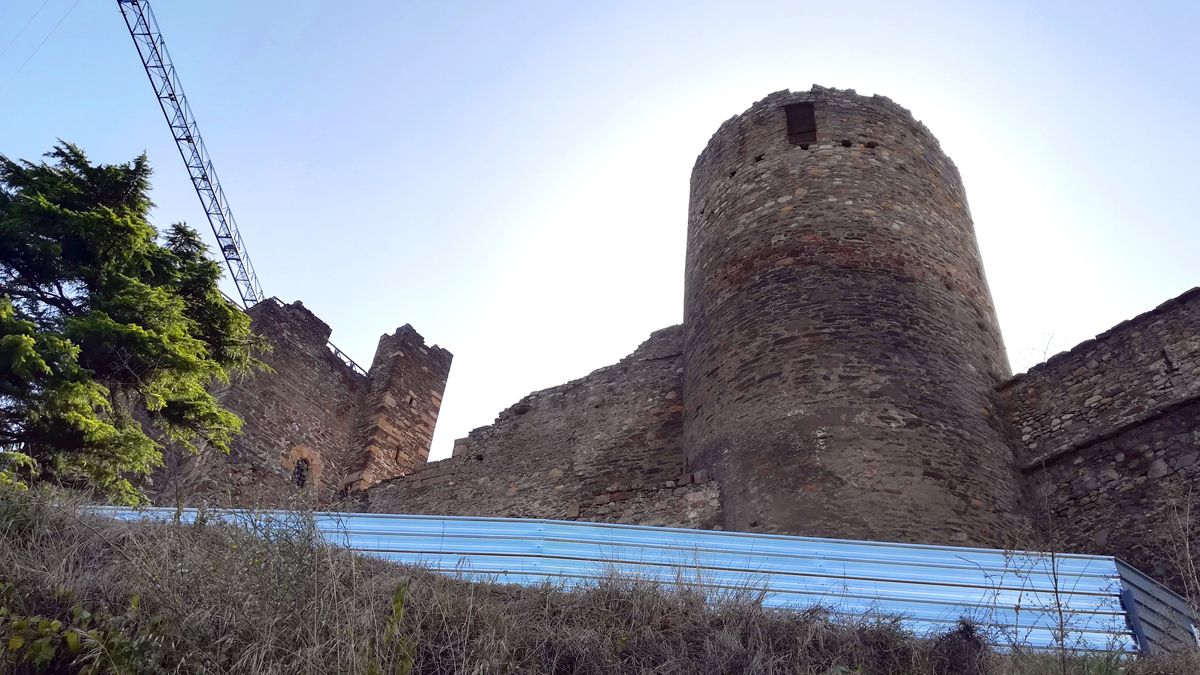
xmin=1000 ymin=287 xmax=1200 ymax=465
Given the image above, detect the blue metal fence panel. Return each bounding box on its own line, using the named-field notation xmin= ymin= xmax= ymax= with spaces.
xmin=90 ymin=507 xmax=1148 ymax=653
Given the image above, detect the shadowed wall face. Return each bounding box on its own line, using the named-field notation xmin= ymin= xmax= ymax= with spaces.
xmin=148 ymin=301 xmax=452 ymax=507
xmin=683 ymin=87 xmax=1022 ymax=545
xmin=1006 ymin=289 xmax=1200 ymax=593
xmin=150 ymin=300 xmax=369 ymax=506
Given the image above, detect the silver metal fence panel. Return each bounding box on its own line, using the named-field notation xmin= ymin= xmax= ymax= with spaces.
xmin=1115 ymin=559 xmax=1200 ymax=654
xmin=88 ymin=507 xmax=1138 ymax=653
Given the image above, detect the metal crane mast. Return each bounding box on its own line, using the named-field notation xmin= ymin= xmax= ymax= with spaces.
xmin=117 ymin=0 xmax=263 ymax=307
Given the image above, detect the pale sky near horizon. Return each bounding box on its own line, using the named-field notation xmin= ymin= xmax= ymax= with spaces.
xmin=2 ymin=0 xmax=1197 ymax=461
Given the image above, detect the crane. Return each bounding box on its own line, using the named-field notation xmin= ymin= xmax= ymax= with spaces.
xmin=116 ymin=0 xmax=263 ymax=308
xmin=117 ymin=1 xmax=369 ymax=376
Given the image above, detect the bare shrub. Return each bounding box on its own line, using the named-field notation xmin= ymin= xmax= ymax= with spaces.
xmin=1158 ymin=481 xmax=1200 ymax=606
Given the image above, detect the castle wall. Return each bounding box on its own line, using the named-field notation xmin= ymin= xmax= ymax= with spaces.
xmin=149 ymin=300 xmax=451 ymax=508
xmin=345 ymin=325 xmax=452 ymax=490
xmin=365 ymin=326 xmax=723 ymax=530
xmin=142 ymin=85 xmax=1196 ymax=587
xmin=1003 ymin=288 xmax=1200 ymax=588
xmin=682 ymin=87 xmax=1022 ymax=546
xmin=1001 ymin=289 xmax=1200 ymax=464
xmin=1025 ymin=400 xmax=1200 ymax=590
xmin=151 ymin=299 xmax=369 ymax=506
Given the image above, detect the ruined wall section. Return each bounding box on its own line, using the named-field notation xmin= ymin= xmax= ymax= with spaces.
xmin=150 ymin=299 xmax=368 ymax=506
xmin=365 ymin=326 xmax=723 ymax=529
xmin=1003 ymin=288 xmax=1200 ymax=589
xmin=345 ymin=325 xmax=452 ymax=491
xmin=1001 ymin=288 xmax=1200 ymax=465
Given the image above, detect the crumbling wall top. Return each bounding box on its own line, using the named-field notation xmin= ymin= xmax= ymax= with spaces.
xmin=999 ymin=286 xmax=1200 ymax=467
xmin=378 ymin=323 xmax=453 ymax=370
xmin=249 ymin=298 xmax=333 ymax=341
xmin=1001 ymin=287 xmax=1200 ymax=388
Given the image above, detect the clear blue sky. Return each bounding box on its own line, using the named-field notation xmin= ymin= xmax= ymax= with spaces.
xmin=2 ymin=0 xmax=1197 ymax=460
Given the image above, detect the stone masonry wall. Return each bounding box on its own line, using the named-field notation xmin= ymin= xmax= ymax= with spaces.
xmin=1025 ymin=399 xmax=1200 ymax=591
xmin=1003 ymin=287 xmax=1200 ymax=591
xmin=345 ymin=325 xmax=452 ymax=491
xmin=365 ymin=326 xmax=723 ymax=530
xmin=683 ymin=87 xmax=1021 ymax=546
xmin=1000 ymin=288 xmax=1200 ymax=465
xmin=150 ymin=299 xmax=368 ymax=506
xmin=143 ymin=85 xmax=1195 ymax=578
xmin=149 ymin=300 xmax=451 ymax=508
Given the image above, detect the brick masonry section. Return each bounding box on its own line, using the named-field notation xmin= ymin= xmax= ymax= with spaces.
xmin=365 ymin=326 xmax=723 ymax=531
xmin=148 ymin=299 xmax=450 ymax=508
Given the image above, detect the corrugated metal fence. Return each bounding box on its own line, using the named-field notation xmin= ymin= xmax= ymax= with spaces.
xmin=1115 ymin=559 xmax=1199 ymax=653
xmin=91 ymin=507 xmax=1198 ymax=655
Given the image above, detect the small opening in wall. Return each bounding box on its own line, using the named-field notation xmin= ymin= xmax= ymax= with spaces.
xmin=840 ymin=139 xmax=852 ymax=148
xmin=799 ymin=143 xmax=810 ymax=150
xmin=783 ymin=102 xmax=817 ymax=145
xmin=293 ymin=458 xmax=310 ymax=489
xmin=407 ymin=395 xmax=416 ymax=407
xmin=753 ymin=153 xmax=764 ymax=162
xmin=866 ymin=141 xmax=879 ymax=149
xmin=1162 ymin=349 xmax=1178 ymax=373
xmin=728 ymin=168 xmax=737 ymax=178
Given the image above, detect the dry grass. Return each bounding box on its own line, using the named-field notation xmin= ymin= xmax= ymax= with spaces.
xmin=1 ymin=488 xmax=1198 ymax=674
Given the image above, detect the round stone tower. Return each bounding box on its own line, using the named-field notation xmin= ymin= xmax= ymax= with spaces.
xmin=683 ymin=86 xmax=1022 ymax=546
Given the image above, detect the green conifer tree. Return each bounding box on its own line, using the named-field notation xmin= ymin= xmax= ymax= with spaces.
xmin=0 ymin=143 xmax=265 ymax=502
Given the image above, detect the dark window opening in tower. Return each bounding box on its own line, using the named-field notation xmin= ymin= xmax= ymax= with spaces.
xmin=784 ymin=103 xmax=817 ymax=144
xmin=293 ymin=459 xmax=310 ymax=488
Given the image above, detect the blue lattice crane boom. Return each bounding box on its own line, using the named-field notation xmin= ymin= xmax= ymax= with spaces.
xmin=116 ymin=0 xmax=263 ymax=308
